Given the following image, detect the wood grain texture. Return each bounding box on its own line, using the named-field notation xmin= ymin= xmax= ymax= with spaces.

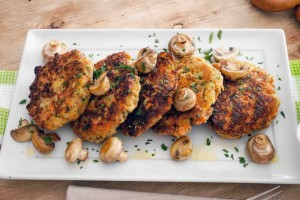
xmin=0 ymin=0 xmax=300 ymax=199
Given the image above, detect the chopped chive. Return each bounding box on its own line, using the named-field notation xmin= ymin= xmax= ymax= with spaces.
xmin=161 ymin=144 xmax=169 ymax=151
xmin=222 ymin=149 xmax=228 ymax=153
xmin=93 ymin=159 xmax=99 ymax=163
xmin=234 ymin=147 xmax=239 ymax=153
xmin=231 ymin=154 xmax=234 ymax=160
xmin=206 ymin=138 xmax=211 ymax=146
xmin=224 ymin=154 xmax=229 ymax=158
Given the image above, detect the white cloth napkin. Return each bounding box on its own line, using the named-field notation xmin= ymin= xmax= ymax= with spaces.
xmin=66 ymin=185 xmax=228 ymax=200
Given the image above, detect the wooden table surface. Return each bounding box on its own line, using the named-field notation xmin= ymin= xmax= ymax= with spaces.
xmin=1 ymin=0 xmax=300 ymax=199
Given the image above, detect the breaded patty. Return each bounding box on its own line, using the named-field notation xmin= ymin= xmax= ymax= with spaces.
xmin=121 ymin=52 xmax=177 ymax=137
xmin=27 ymin=50 xmax=93 ymax=130
xmin=153 ymin=56 xmax=223 ymax=137
xmin=72 ymin=52 xmax=141 ymax=143
xmin=208 ymin=60 xmax=280 ymax=139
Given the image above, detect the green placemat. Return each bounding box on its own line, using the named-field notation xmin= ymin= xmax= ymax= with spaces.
xmin=290 ymin=60 xmax=300 ymax=122
xmin=0 ymin=70 xmax=17 ymax=85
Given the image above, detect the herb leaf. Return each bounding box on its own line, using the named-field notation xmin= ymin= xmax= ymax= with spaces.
xmin=209 ymin=32 xmax=213 ymax=44
xmin=280 ymin=111 xmax=285 ymax=118
xmin=19 ymin=99 xmax=27 ymax=104
xmin=93 ymin=64 xmax=107 ymax=80
xmin=222 ymin=149 xmax=228 ymax=153
xmin=135 ymin=107 xmax=143 ymax=115
xmin=217 ymin=30 xmax=222 ymax=40
xmin=93 ymin=159 xmax=100 ymax=163
xmin=161 ymin=144 xmax=169 ymax=151
xmin=43 ymin=137 xmax=52 ymax=145
xmin=206 ymin=138 xmax=211 ymax=146
xmin=234 ymin=147 xmax=239 ymax=153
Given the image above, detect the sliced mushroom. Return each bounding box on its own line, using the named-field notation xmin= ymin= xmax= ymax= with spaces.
xmin=11 ymin=124 xmax=38 ymax=142
xmin=246 ymin=133 xmax=275 ymax=164
xmin=212 ymin=59 xmax=247 ymax=81
xmin=213 ymin=47 xmax=239 ymax=62
xmin=65 ymin=138 xmax=88 ymax=163
xmin=32 ymin=130 xmax=60 ymax=154
xmin=173 ymin=88 xmax=197 ymax=112
xmin=135 ymin=47 xmax=158 ymax=74
xmin=168 ymin=34 xmax=195 ymax=58
xmin=170 ymin=136 xmax=192 ymax=161
xmin=100 ymin=137 xmax=128 ymax=163
xmin=42 ymin=40 xmax=67 ymax=63
xmin=89 ymin=71 xmax=110 ymax=96
xmin=18 ymin=119 xmax=29 ymax=128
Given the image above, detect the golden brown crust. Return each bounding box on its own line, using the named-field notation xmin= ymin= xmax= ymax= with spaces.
xmin=208 ymin=60 xmax=280 ymax=139
xmin=72 ymin=52 xmax=141 ymax=143
xmin=120 ymin=52 xmax=178 ymax=137
xmin=153 ymin=56 xmax=223 ymax=137
xmin=26 ymin=50 xmax=93 ymax=130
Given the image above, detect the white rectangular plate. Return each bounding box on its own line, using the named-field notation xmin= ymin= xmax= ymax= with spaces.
xmin=0 ymin=29 xmax=299 ymax=183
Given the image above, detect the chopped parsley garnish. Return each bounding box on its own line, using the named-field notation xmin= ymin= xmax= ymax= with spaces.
xmin=258 ymin=62 xmax=263 ymax=64
xmin=161 ymin=144 xmax=169 ymax=151
xmin=182 ymin=66 xmax=190 ymax=73
xmin=246 ymin=56 xmax=249 ymax=60
xmin=224 ymin=154 xmax=229 ymax=158
xmin=277 ymin=86 xmax=281 ymax=90
xmin=93 ymin=64 xmax=107 ymax=80
xmin=182 ymin=48 xmax=185 ymax=52
xmin=19 ymin=99 xmax=27 ymax=104
xmin=280 ymin=111 xmax=285 ymax=118
xmin=203 ymin=48 xmax=213 ymax=63
xmin=43 ymin=137 xmax=52 ymax=145
xmin=197 ymin=37 xmax=201 ymax=42
xmin=145 ymin=142 xmax=150 ymax=145
xmin=163 ymin=48 xmax=168 ymax=53
xmin=234 ymin=147 xmax=239 ymax=153
xmin=239 ymin=157 xmax=246 ymax=164
xmin=80 ymin=166 xmax=83 ymax=169
xmin=231 ymin=154 xmax=234 ymax=160
xmin=250 ymin=57 xmax=254 ymax=60
xmin=137 ymin=149 xmax=141 ymax=151
xmin=134 ymin=145 xmax=138 ymax=148
xmin=190 ymin=83 xmax=199 ymax=93
xmin=148 ymin=35 xmax=151 ymax=37
xmin=154 ymin=45 xmax=158 ymax=47
xmin=76 ymin=73 xmax=82 ymax=78
xmin=88 ymin=53 xmax=94 ymax=58
xmin=82 ymin=124 xmax=91 ymax=130
xmin=217 ymin=30 xmax=222 ymax=40
xmin=243 ymin=163 xmax=249 ymax=168
xmin=114 ymin=63 xmax=135 ymax=74
xmin=135 ymin=107 xmax=143 ymax=115
xmin=153 ymin=32 xmax=156 ymax=37
xmin=155 ymin=39 xmax=159 ymax=43
xmin=276 ymin=120 xmax=278 ymax=124
xmin=198 ymin=48 xmax=202 ymax=54
xmin=93 ymin=159 xmax=99 ymax=163
xmin=77 ymin=160 xmax=81 ymax=165
xmin=206 ymin=138 xmax=211 ymax=146
xmin=73 ymin=42 xmax=77 ymax=45
xmin=222 ymin=149 xmax=228 ymax=153
xmin=278 ymin=77 xmax=282 ymax=81
xmin=142 ymin=62 xmax=147 ymax=72
xmin=277 ymin=65 xmax=279 ymax=67
xmin=209 ymin=32 xmax=213 ymax=44
xmin=18 ymin=118 xmax=23 ymax=127
xmin=152 ymin=153 xmax=155 ymax=157
xmin=145 ymin=150 xmax=148 ymax=153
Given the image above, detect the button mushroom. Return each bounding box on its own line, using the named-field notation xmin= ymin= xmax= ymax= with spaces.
xmin=100 ymin=137 xmax=128 ymax=163
xmin=213 ymin=47 xmax=239 ymax=62
xmin=10 ymin=122 xmax=38 ymax=142
xmin=65 ymin=138 xmax=88 ymax=163
xmin=173 ymin=88 xmax=197 ymax=112
xmin=246 ymin=133 xmax=275 ymax=164
xmin=89 ymin=71 xmax=110 ymax=96
xmin=212 ymin=59 xmax=247 ymax=81
xmin=42 ymin=40 xmax=67 ymax=63
xmin=170 ymin=136 xmax=192 ymax=161
xmin=32 ymin=130 xmax=61 ymax=154
xmin=168 ymin=33 xmax=195 ymax=58
xmin=134 ymin=47 xmax=158 ymax=74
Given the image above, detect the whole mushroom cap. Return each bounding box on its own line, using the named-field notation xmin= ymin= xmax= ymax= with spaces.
xmin=246 ymin=133 xmax=275 ymax=164
xmin=135 ymin=47 xmax=157 ymax=74
xmin=89 ymin=71 xmax=110 ymax=96
xmin=100 ymin=137 xmax=128 ymax=163
xmin=173 ymin=88 xmax=197 ymax=112
xmin=42 ymin=40 xmax=67 ymax=63
xmin=168 ymin=34 xmax=195 ymax=58
xmin=213 ymin=47 xmax=239 ymax=62
xmin=170 ymin=136 xmax=192 ymax=161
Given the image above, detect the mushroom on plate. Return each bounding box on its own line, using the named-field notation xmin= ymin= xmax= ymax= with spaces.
xmin=89 ymin=71 xmax=110 ymax=96
xmin=32 ymin=130 xmax=61 ymax=154
xmin=10 ymin=122 xmax=38 ymax=142
xmin=42 ymin=40 xmax=67 ymax=62
xmin=168 ymin=34 xmax=195 ymax=58
xmin=212 ymin=59 xmax=247 ymax=81
xmin=170 ymin=136 xmax=192 ymax=161
xmin=213 ymin=47 xmax=239 ymax=62
xmin=65 ymin=138 xmax=89 ymax=163
xmin=135 ymin=47 xmax=157 ymax=74
xmin=100 ymin=137 xmax=128 ymax=163
xmin=173 ymin=88 xmax=197 ymax=112
xmin=246 ymin=133 xmax=275 ymax=164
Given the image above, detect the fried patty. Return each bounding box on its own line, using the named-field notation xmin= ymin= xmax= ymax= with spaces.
xmin=121 ymin=52 xmax=177 ymax=137
xmin=72 ymin=52 xmax=141 ymax=143
xmin=27 ymin=50 xmax=93 ymax=130
xmin=208 ymin=60 xmax=280 ymax=139
xmin=153 ymin=56 xmax=224 ymax=137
